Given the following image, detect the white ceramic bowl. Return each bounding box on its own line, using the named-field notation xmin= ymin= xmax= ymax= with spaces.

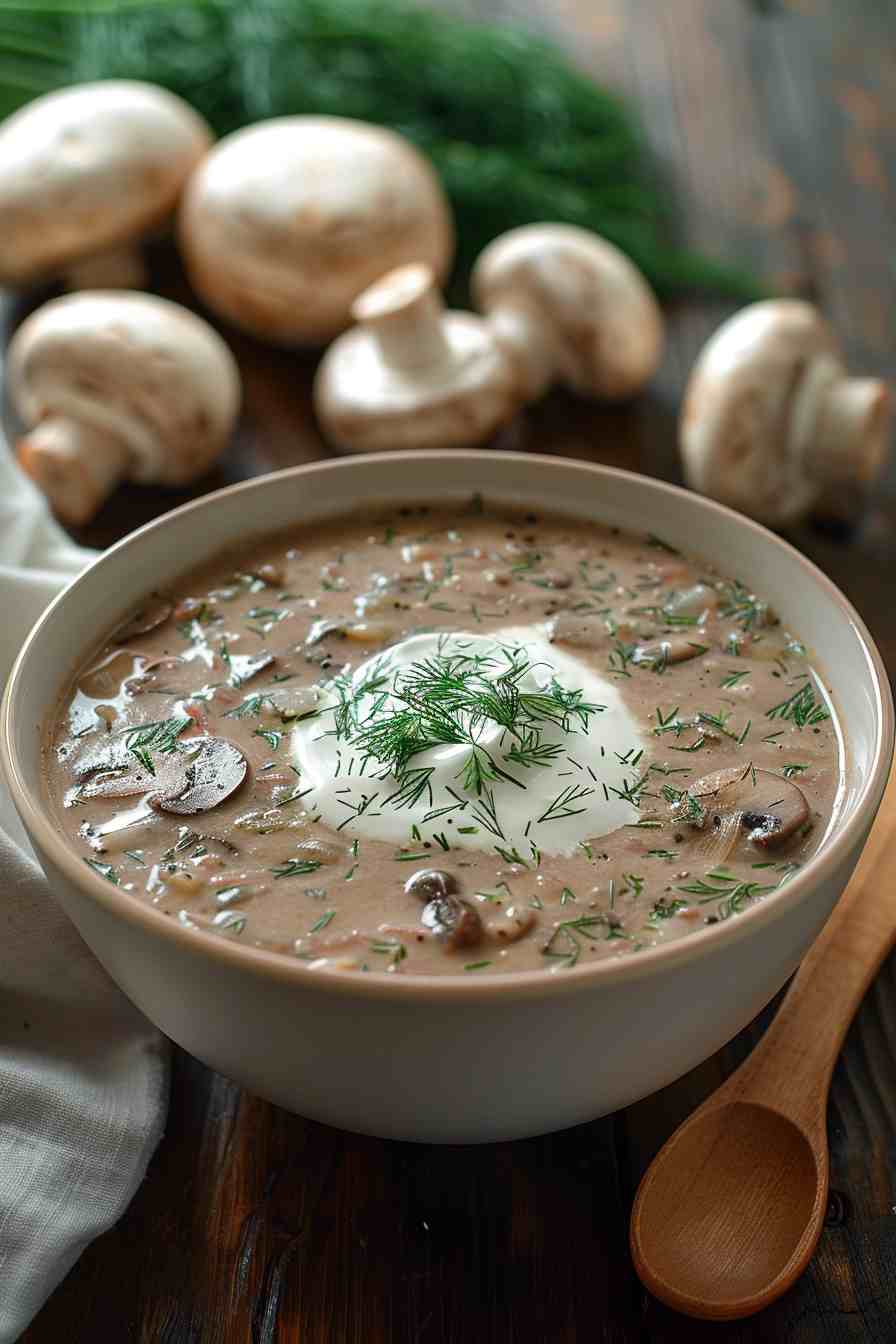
xmin=3 ymin=452 xmax=892 ymax=1143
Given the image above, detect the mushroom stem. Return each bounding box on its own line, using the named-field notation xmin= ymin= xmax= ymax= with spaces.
xmin=63 ymin=243 xmax=148 ymax=291
xmin=16 ymin=417 xmax=129 ymax=525
xmin=351 ymin=264 xmax=452 ymax=372
xmin=810 ymin=375 xmax=891 ymax=485
xmin=486 ymin=304 xmax=556 ymax=400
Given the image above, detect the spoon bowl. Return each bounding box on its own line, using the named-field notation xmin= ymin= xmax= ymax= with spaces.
xmin=632 ymin=1101 xmax=826 ymax=1319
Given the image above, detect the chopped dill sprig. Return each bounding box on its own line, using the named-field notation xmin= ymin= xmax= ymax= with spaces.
xmin=537 ymin=783 xmax=595 ymax=824
xmin=720 ymin=669 xmax=750 ymax=688
xmin=718 ymin=580 xmax=773 ymax=630
xmin=677 ymin=869 xmax=773 ymax=920
xmin=542 ymin=914 xmax=619 ymax=967
xmin=84 ymin=858 xmax=119 ymax=884
xmin=766 ymin=680 xmax=830 ymax=729
xmin=253 ymin=726 xmax=283 ymax=751
xmin=271 ymin=858 xmax=323 ymax=878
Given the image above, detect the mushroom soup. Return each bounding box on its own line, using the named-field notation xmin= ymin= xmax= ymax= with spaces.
xmin=46 ymin=499 xmax=842 ymax=976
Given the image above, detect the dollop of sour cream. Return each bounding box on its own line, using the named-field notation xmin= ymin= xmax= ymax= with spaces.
xmin=291 ymin=628 xmax=648 ymax=857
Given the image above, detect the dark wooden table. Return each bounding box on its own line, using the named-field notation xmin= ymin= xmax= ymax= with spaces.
xmin=14 ymin=2 xmax=896 ymax=1339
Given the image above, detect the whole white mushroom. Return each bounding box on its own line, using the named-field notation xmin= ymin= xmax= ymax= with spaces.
xmin=0 ymin=81 xmax=212 ymax=291
xmin=471 ymin=223 xmax=664 ymax=401
xmin=9 ymin=291 xmax=241 ymax=524
xmin=680 ymin=300 xmax=890 ymax=528
xmin=314 ymin=263 xmax=519 ymax=453
xmin=178 ymin=115 xmax=454 ymax=345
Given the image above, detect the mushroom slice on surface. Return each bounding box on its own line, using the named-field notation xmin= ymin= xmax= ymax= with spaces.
xmin=122 ymin=656 xmax=187 ymax=696
xmin=306 ymin=618 xmax=346 ymax=647
xmin=78 ymin=649 xmax=147 ymax=700
xmin=421 ymin=894 xmax=483 ymax=949
xmin=662 ymin=584 xmax=717 ymax=620
xmin=471 ymin=223 xmax=663 ymax=402
xmin=224 ymin=650 xmax=275 ymax=687
xmin=547 ymin=613 xmax=615 ymax=649
xmin=9 ymin=291 xmax=240 ymax=525
xmin=0 ymin=81 xmax=212 ymax=291
xmin=179 ymin=115 xmax=454 ymax=345
xmin=313 ymin=263 xmax=519 ymax=453
xmin=78 ymin=734 xmax=248 ymax=815
xmin=678 ymin=765 xmax=809 ymax=850
xmin=152 ymin=738 xmax=249 ymax=815
xmin=632 ymin=637 xmax=706 ymax=669
xmin=680 ymin=299 xmax=891 ymax=528
xmin=113 ymin=597 xmax=173 ymax=641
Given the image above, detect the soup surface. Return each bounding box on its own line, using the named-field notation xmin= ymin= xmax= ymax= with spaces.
xmin=46 ymin=498 xmax=842 ymax=976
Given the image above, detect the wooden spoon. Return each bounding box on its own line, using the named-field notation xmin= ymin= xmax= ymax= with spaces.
xmin=630 ymin=766 xmax=896 ymax=1320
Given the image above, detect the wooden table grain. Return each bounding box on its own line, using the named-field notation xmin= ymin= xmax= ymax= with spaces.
xmin=13 ymin=2 xmax=896 ymax=1339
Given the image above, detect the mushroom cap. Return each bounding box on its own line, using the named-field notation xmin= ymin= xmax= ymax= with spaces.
xmin=680 ymin=300 xmax=840 ymax=526
xmin=178 ymin=116 xmax=455 ymax=345
xmin=315 ymin=312 xmax=515 ymax=452
xmin=0 ymin=81 xmax=212 ymax=285
xmin=8 ymin=291 xmax=240 ymax=484
xmin=471 ymin=222 xmax=663 ymax=399
xmin=313 ymin=266 xmax=517 ymax=453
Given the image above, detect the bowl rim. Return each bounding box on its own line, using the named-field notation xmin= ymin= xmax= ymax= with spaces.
xmin=3 ymin=449 xmax=893 ymax=1003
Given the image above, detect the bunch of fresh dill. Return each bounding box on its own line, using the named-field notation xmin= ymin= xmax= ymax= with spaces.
xmin=0 ymin=0 xmax=759 ymax=297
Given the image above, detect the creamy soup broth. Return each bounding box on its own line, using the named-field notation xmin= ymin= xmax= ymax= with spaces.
xmin=46 ymin=499 xmax=842 ymax=976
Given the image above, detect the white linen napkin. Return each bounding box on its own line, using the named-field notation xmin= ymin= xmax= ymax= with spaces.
xmin=0 ymin=449 xmax=168 ymax=1342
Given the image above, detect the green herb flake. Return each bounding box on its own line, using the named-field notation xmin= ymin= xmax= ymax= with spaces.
xmin=271 ymin=858 xmax=323 ymax=878
xmin=84 ymin=858 xmax=119 ymax=885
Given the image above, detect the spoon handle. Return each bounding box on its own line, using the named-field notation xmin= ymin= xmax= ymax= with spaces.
xmin=729 ymin=767 xmax=896 ymax=1126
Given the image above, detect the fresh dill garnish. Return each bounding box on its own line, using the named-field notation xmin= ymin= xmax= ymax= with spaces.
xmin=470 ymin=786 xmax=505 ymax=839
xmin=542 ymin=914 xmax=617 ymax=967
xmin=537 ymin=783 xmax=595 ymax=823
xmin=369 ymin=938 xmax=407 ymax=969
xmin=84 ymin=858 xmax=119 ymax=884
xmin=309 ymin=909 xmax=336 ymax=933
xmin=654 ymin=705 xmax=685 ymax=737
xmin=505 ymin=733 xmax=565 ymax=769
xmin=607 ymin=773 xmax=650 ymax=806
xmin=677 ymin=869 xmax=773 ymax=920
xmin=475 ymin=881 xmax=513 ymax=902
xmin=782 ymin=763 xmax=809 ymax=778
xmin=271 ymin=858 xmax=323 ymax=878
xmin=336 ymin=791 xmax=382 ymax=831
xmin=647 ymin=897 xmax=687 ymax=925
xmin=720 ymin=669 xmax=750 ymax=688
xmin=766 ymin=680 xmax=830 ymax=729
xmin=718 ymin=580 xmax=773 ymax=630
xmin=560 ymin=886 xmax=577 ymax=905
xmin=464 ymin=961 xmax=492 ymax=971
xmin=124 ymin=716 xmax=191 ymax=773
xmin=224 ymin=692 xmax=272 ymax=719
xmin=253 ymin=726 xmax=283 ymax=751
